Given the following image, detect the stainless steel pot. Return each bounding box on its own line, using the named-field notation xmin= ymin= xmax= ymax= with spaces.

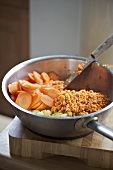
xmin=2 ymin=55 xmax=113 ymax=140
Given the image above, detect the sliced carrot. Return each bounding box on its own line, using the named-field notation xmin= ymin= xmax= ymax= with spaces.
xmin=15 ymin=91 xmax=32 ymax=110
xmin=33 ymin=71 xmax=41 ymax=77
xmin=10 ymin=90 xmax=24 ymax=101
xmin=31 ymin=100 xmax=42 ymax=109
xmin=8 ymin=82 xmax=20 ymax=94
xmin=48 ymin=71 xmax=59 ymax=81
xmin=24 ymin=77 xmax=31 ymax=81
xmin=21 ymin=86 xmax=35 ymax=96
xmin=33 ymin=71 xmax=43 ymax=85
xmin=40 ymin=87 xmax=59 ymax=98
xmin=36 ymin=102 xmax=48 ymax=111
xmin=30 ymin=94 xmax=41 ymax=108
xmin=18 ymin=82 xmax=23 ymax=90
xmin=41 ymin=94 xmax=54 ymax=107
xmin=8 ymin=70 xmax=63 ymax=112
xmin=41 ymin=72 xmax=50 ymax=83
xmin=28 ymin=73 xmax=36 ymax=83
xmin=19 ymin=80 xmax=40 ymax=90
xmin=15 ymin=90 xmax=24 ymax=95
xmin=24 ymin=77 xmax=34 ymax=83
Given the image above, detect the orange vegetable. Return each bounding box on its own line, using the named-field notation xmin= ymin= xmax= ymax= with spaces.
xmin=28 ymin=73 xmax=36 ymax=83
xmin=31 ymin=101 xmax=42 ymax=109
xmin=33 ymin=71 xmax=43 ymax=85
xmin=8 ymin=82 xmax=20 ymax=94
xmin=19 ymin=80 xmax=40 ymax=90
xmin=41 ymin=94 xmax=54 ymax=107
xmin=15 ymin=91 xmax=32 ymax=110
xmin=36 ymin=102 xmax=47 ymax=110
xmin=40 ymin=87 xmax=59 ymax=98
xmin=21 ymin=86 xmax=35 ymax=96
xmin=30 ymin=94 xmax=41 ymax=108
xmin=48 ymin=71 xmax=59 ymax=81
xmin=8 ymin=70 xmax=63 ymax=112
xmin=41 ymin=72 xmax=50 ymax=83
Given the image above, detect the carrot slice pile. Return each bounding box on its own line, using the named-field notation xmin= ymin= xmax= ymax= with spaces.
xmin=8 ymin=70 xmax=62 ymax=112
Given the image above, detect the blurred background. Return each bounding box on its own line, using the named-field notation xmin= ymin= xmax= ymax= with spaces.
xmin=0 ymin=0 xmax=113 ymax=117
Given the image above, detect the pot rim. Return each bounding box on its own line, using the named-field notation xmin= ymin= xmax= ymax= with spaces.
xmin=2 ymin=55 xmax=113 ymax=120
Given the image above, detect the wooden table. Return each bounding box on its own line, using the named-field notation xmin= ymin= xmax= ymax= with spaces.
xmin=0 ymin=117 xmax=111 ymax=170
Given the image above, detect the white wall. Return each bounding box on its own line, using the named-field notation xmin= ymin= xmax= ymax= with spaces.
xmin=29 ymin=0 xmax=113 ymax=64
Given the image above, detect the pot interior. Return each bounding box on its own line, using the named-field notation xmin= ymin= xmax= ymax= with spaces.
xmin=5 ymin=56 xmax=113 ymax=101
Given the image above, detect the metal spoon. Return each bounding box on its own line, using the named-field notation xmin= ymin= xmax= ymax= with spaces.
xmin=64 ymin=33 xmax=113 ymax=89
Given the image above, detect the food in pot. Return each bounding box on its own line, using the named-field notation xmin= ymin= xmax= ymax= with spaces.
xmin=8 ymin=71 xmax=110 ymax=117
xmin=76 ymin=63 xmax=85 ymax=74
xmin=51 ymin=89 xmax=110 ymax=116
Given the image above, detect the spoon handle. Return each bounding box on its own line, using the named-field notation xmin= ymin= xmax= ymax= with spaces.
xmin=91 ymin=34 xmax=113 ymax=59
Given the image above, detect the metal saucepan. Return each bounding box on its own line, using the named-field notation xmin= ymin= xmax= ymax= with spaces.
xmin=2 ymin=55 xmax=113 ymax=140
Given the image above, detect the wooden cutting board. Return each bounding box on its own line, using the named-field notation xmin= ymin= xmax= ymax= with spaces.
xmin=9 ymin=110 xmax=113 ymax=169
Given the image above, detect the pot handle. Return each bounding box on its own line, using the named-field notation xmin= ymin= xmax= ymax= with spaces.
xmin=83 ymin=117 xmax=113 ymax=141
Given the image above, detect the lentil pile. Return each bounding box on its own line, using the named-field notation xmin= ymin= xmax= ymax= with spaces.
xmin=51 ymin=89 xmax=110 ymax=116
